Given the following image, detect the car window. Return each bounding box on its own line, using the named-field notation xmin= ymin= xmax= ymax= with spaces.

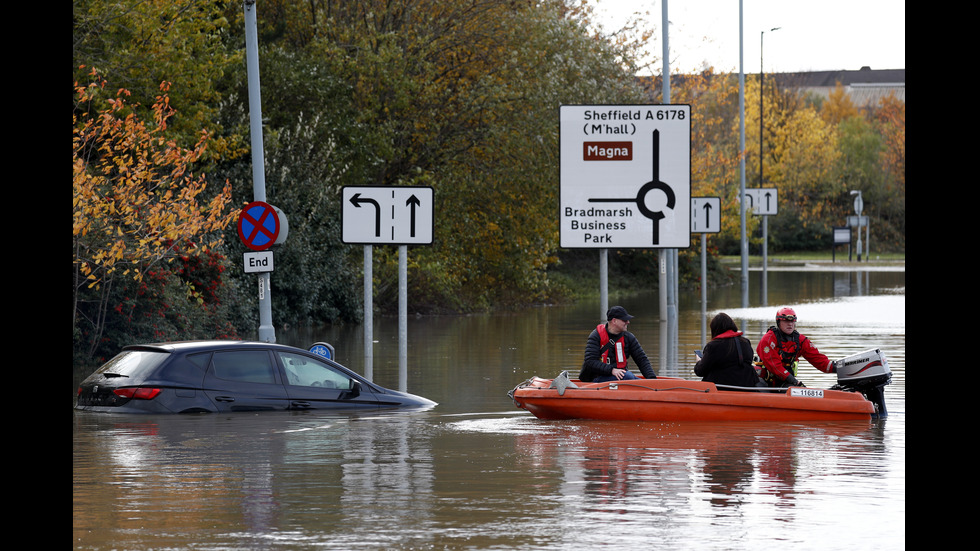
xmin=277 ymin=351 xmax=353 ymax=390
xmin=96 ymin=349 xmax=169 ymax=377
xmin=157 ymin=352 xmax=212 ymax=384
xmin=211 ymin=350 xmax=277 ymax=384
xmin=185 ymin=353 xmax=212 ymax=371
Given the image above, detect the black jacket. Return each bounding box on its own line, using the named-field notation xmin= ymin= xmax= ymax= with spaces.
xmin=694 ymin=333 xmax=762 ymax=388
xmin=579 ymin=325 xmax=656 ymax=381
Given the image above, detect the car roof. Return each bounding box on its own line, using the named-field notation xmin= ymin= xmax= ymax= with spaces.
xmin=123 ymin=340 xmax=309 ymax=354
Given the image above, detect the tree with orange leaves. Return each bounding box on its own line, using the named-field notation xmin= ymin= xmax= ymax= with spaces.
xmin=73 ymin=70 xmax=238 ymax=360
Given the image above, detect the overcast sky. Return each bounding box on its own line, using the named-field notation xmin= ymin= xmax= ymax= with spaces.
xmin=594 ymin=0 xmax=906 ymax=74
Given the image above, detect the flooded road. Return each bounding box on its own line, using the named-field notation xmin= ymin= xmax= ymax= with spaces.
xmin=73 ymin=267 xmax=905 ymax=550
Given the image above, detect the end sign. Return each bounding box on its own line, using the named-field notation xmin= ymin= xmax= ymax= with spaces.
xmin=244 ymin=251 xmax=274 ymax=273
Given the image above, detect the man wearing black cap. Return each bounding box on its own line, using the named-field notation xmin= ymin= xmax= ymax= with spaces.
xmin=579 ymin=306 xmax=657 ymax=382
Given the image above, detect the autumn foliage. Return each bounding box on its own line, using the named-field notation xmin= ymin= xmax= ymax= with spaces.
xmin=663 ymin=74 xmax=905 ymax=253
xmin=73 ymin=69 xmax=238 ymax=361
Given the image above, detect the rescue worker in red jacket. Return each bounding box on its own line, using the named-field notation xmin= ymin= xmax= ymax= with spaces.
xmin=579 ymin=306 xmax=657 ymax=382
xmin=756 ymin=307 xmax=835 ymax=387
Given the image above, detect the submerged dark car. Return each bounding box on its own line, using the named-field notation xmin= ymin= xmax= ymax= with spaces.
xmin=75 ymin=341 xmax=436 ymax=414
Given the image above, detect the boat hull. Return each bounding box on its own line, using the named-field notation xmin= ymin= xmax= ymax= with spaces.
xmin=510 ymin=376 xmax=876 ymax=422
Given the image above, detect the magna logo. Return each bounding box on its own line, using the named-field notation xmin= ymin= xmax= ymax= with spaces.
xmin=584 ymin=141 xmax=632 ymax=161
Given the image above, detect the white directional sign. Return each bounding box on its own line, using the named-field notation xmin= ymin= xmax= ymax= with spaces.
xmin=744 ymin=188 xmax=778 ymax=215
xmin=691 ymin=197 xmax=721 ymax=233
xmin=342 ymin=186 xmax=434 ymax=245
xmin=560 ymin=104 xmax=691 ymax=248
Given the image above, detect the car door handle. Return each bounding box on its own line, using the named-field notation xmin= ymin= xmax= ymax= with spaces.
xmin=290 ymin=401 xmax=313 ymax=409
xmin=214 ymin=396 xmax=235 ymax=402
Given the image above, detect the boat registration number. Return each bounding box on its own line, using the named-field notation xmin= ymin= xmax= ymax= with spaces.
xmin=791 ymin=388 xmax=824 ymax=398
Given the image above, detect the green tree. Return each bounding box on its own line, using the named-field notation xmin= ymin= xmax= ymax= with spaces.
xmin=212 ymin=45 xmax=370 ymax=325
xmin=73 ymin=0 xmax=244 ymax=156
xmin=221 ymin=0 xmax=649 ymax=314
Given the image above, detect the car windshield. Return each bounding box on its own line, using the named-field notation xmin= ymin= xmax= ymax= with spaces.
xmin=96 ymin=349 xmax=170 ymax=377
xmin=278 ymin=351 xmax=354 ymax=389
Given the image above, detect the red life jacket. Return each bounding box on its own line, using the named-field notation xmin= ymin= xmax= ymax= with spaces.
xmin=768 ymin=326 xmax=802 ymax=370
xmin=597 ymin=323 xmax=628 ymax=368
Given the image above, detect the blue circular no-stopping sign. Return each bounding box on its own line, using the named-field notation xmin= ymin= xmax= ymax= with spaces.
xmin=237 ymin=201 xmax=280 ymax=251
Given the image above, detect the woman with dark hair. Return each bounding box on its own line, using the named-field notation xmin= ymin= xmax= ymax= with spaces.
xmin=695 ymin=313 xmax=765 ymax=388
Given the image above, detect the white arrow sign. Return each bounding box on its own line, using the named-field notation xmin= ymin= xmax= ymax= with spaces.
xmin=691 ymin=197 xmax=721 ymax=233
xmin=342 ymin=186 xmax=434 ymax=245
xmin=744 ymin=188 xmax=778 ymax=216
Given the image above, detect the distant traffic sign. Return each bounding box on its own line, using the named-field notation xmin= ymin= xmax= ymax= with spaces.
xmin=744 ymin=188 xmax=778 ymax=215
xmin=691 ymin=197 xmax=721 ymax=233
xmin=237 ymin=201 xmax=282 ymax=251
xmin=560 ymin=105 xmax=691 ymax=248
xmin=342 ymin=186 xmax=434 ymax=245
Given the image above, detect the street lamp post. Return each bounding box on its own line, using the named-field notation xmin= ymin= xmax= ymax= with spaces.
xmin=759 ymin=27 xmax=779 ymax=306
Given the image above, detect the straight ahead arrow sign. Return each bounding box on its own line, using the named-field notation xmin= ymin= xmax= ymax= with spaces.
xmin=342 ymin=187 xmax=434 ymax=245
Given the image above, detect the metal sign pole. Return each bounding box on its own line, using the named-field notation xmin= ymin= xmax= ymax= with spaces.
xmin=599 ymin=249 xmax=608 ymax=320
xmin=738 ymin=0 xmax=749 ymax=308
xmin=363 ymin=245 xmax=373 ymax=381
xmin=851 ymin=191 xmax=864 ymax=261
xmin=761 ymin=216 xmax=768 ymax=306
xmin=398 ymin=245 xmax=408 ymax=393
xmin=700 ymin=233 xmax=707 ymax=345
xmin=244 ymin=1 xmax=275 ymax=343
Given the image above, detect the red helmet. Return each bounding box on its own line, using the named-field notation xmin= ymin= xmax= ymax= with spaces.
xmin=776 ymin=307 xmax=797 ymax=322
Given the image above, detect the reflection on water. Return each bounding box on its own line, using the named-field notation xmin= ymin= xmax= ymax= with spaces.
xmin=74 ymin=269 xmax=904 ymax=550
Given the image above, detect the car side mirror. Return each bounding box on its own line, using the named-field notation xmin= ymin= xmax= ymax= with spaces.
xmin=345 ymin=380 xmax=361 ymax=399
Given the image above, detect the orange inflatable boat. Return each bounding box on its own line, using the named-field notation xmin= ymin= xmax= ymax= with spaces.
xmin=510 ymin=348 xmax=892 ymax=422
xmin=509 ymin=374 xmax=881 ymax=422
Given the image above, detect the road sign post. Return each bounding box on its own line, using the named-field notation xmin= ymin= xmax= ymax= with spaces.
xmin=852 ymin=191 xmax=865 ymax=261
xmin=743 ymin=188 xmax=778 ymax=305
xmin=691 ymin=197 xmax=721 ymax=343
xmin=237 ymin=200 xmax=288 ymax=342
xmin=341 ymin=186 xmax=434 ymax=388
xmin=560 ymin=104 xmax=691 ymax=325
xmin=242 ymin=2 xmax=277 ymax=343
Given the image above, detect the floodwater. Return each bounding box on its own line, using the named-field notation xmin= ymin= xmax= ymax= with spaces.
xmin=73 ymin=267 xmax=905 ymax=550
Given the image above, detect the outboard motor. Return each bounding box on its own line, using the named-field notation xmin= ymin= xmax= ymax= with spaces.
xmin=833 ymin=349 xmax=892 ymax=417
